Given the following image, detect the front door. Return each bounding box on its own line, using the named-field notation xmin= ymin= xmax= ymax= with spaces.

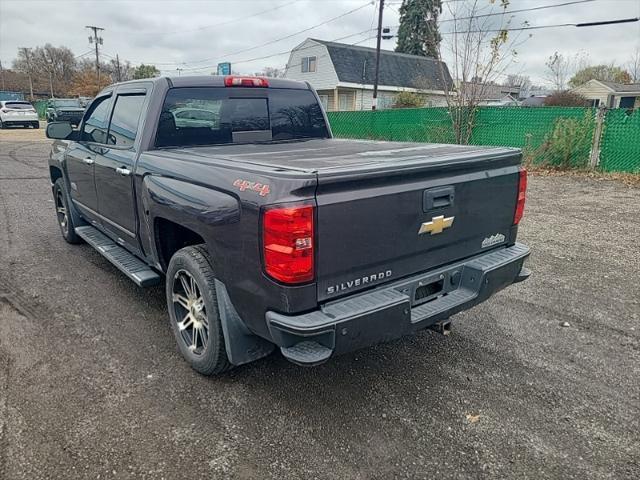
xmin=94 ymin=91 xmax=147 ymax=249
xmin=65 ymin=94 xmax=112 ymax=221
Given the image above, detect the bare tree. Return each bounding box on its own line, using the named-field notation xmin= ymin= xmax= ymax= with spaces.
xmin=254 ymin=66 xmax=285 ymax=78
xmin=107 ymin=57 xmax=134 ymax=82
xmin=435 ymin=0 xmax=530 ymax=144
xmin=13 ymin=48 xmax=36 ymax=99
xmin=504 ymin=74 xmax=530 ymax=88
xmin=545 ymin=52 xmax=572 ymax=92
xmin=627 ymin=47 xmax=640 ymax=83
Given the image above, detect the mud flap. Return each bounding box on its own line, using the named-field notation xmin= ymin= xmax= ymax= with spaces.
xmin=214 ymin=280 xmax=275 ymax=366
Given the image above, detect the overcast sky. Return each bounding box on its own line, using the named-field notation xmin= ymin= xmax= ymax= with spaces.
xmin=1 ymin=0 xmax=639 ymax=85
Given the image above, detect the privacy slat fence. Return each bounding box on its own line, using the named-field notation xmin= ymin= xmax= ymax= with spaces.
xmin=327 ymin=107 xmax=639 ymax=173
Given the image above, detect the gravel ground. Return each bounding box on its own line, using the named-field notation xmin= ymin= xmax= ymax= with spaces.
xmin=0 ymin=127 xmax=638 ymax=479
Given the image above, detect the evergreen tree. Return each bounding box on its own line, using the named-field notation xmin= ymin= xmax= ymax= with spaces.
xmin=395 ymin=0 xmax=442 ymax=58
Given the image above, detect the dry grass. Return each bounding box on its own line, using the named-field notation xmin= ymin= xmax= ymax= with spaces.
xmin=527 ymin=165 xmax=640 ymax=188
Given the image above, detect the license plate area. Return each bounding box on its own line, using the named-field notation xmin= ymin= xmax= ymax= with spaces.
xmin=414 ymin=278 xmax=444 ymax=302
xmin=395 ymin=267 xmax=463 ymax=308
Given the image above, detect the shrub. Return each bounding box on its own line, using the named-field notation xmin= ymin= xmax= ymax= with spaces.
xmin=392 ymin=91 xmax=425 ymax=109
xmin=543 ymin=91 xmax=590 ymax=107
xmin=537 ymin=112 xmax=594 ymax=169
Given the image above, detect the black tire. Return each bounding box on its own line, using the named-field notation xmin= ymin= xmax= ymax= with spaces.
xmin=53 ymin=178 xmax=82 ymax=244
xmin=165 ymin=245 xmax=232 ymax=376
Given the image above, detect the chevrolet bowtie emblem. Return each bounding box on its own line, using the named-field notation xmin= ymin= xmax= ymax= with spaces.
xmin=418 ymin=215 xmax=455 ymax=235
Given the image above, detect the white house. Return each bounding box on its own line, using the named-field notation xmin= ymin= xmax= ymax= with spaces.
xmin=571 ymin=79 xmax=640 ymax=108
xmin=284 ymin=38 xmax=453 ymax=111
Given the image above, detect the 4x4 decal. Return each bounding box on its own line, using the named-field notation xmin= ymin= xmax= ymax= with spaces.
xmin=233 ymin=179 xmax=271 ymax=197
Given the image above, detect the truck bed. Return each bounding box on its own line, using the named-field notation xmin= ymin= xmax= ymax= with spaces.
xmin=153 ymin=138 xmax=520 ymax=177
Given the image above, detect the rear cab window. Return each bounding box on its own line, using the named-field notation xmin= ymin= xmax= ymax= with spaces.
xmin=155 ymin=87 xmax=328 ymax=148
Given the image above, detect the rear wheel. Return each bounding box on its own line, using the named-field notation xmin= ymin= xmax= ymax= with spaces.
xmin=166 ymin=245 xmax=232 ymax=376
xmin=53 ymin=178 xmax=81 ymax=244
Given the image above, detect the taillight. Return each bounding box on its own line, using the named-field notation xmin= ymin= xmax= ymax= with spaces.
xmin=513 ymin=168 xmax=527 ymax=225
xmin=262 ymin=204 xmax=314 ymax=284
xmin=224 ymin=76 xmax=269 ymax=87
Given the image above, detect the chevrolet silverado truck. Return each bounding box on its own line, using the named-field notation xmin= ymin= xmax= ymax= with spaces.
xmin=46 ymin=75 xmax=530 ymax=375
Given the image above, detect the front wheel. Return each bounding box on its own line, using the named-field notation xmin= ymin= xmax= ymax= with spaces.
xmin=165 ymin=245 xmax=232 ymax=376
xmin=53 ymin=179 xmax=81 ymax=244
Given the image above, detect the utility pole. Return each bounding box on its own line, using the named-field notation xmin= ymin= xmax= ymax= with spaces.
xmin=176 ymin=67 xmax=183 ymax=76
xmin=86 ymin=25 xmax=104 ymax=92
xmin=115 ymin=54 xmax=122 ymax=82
xmin=372 ymin=0 xmax=384 ymax=110
xmin=44 ymin=49 xmax=54 ymax=98
xmin=18 ymin=47 xmax=34 ymax=100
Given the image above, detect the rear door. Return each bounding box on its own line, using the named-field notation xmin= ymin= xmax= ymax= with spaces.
xmin=65 ymin=94 xmax=113 ymax=221
xmin=94 ymin=87 xmax=148 ymax=248
xmin=314 ymin=154 xmax=521 ymax=301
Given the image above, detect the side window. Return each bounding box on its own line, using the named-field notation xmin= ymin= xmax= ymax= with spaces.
xmin=107 ymin=94 xmax=146 ymax=147
xmin=82 ymin=96 xmax=111 ymax=143
xmin=301 ymin=56 xmax=317 ymax=73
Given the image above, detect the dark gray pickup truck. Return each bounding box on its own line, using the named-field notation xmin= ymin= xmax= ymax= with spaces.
xmin=46 ymin=75 xmax=530 ymax=375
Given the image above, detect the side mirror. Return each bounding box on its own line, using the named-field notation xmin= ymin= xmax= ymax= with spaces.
xmin=46 ymin=121 xmax=75 ymax=140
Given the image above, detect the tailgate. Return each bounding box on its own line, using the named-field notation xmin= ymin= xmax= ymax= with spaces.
xmin=315 ymin=151 xmax=522 ymax=301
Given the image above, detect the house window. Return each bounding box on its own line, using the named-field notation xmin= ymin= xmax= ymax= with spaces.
xmin=378 ymin=94 xmax=396 ymax=109
xmin=318 ymin=95 xmax=329 ymax=111
xmin=619 ymin=96 xmax=636 ymax=109
xmin=338 ymin=93 xmax=350 ymax=111
xmin=590 ymin=99 xmax=600 ymax=107
xmin=301 ymin=56 xmax=316 ymax=73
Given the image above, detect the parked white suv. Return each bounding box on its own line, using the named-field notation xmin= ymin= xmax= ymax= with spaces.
xmin=0 ymin=101 xmax=40 ymax=129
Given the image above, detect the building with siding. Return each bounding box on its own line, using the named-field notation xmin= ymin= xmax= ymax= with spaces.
xmin=571 ymin=79 xmax=640 ymax=108
xmin=284 ymin=38 xmax=453 ymax=111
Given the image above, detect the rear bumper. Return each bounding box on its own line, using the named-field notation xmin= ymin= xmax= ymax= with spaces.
xmin=1 ymin=117 xmax=39 ymax=126
xmin=267 ymin=243 xmax=530 ymax=366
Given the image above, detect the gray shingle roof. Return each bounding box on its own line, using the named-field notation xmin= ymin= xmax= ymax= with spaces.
xmin=311 ymin=39 xmax=453 ymax=91
xmin=599 ymin=80 xmax=640 ymax=93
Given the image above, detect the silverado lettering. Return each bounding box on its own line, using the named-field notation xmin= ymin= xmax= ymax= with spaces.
xmin=327 ymin=270 xmax=393 ymax=295
xmin=46 ymin=75 xmax=530 ymax=375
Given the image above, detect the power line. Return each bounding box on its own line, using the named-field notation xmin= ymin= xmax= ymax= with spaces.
xmin=101 ymin=1 xmax=373 ymax=69
xmin=437 ymin=0 xmax=597 ymax=24
xmin=438 ymin=16 xmax=639 ymax=34
xmin=214 ymin=28 xmax=375 ymax=68
xmin=179 ymin=1 xmax=374 ymax=69
xmin=135 ymin=0 xmax=301 ymax=37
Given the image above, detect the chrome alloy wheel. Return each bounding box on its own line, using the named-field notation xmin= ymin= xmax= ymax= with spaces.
xmin=55 ymin=188 xmax=68 ymax=235
xmin=172 ymin=269 xmax=209 ymax=355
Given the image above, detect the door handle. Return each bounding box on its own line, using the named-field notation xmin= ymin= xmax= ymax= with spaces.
xmin=82 ymin=157 xmax=94 ymax=165
xmin=115 ymin=167 xmax=131 ymax=176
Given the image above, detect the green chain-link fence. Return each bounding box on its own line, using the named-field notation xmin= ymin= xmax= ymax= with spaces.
xmin=33 ymin=100 xmax=48 ymax=120
xmin=599 ymin=109 xmax=640 ymax=173
xmin=327 ymin=107 xmax=639 ymax=173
